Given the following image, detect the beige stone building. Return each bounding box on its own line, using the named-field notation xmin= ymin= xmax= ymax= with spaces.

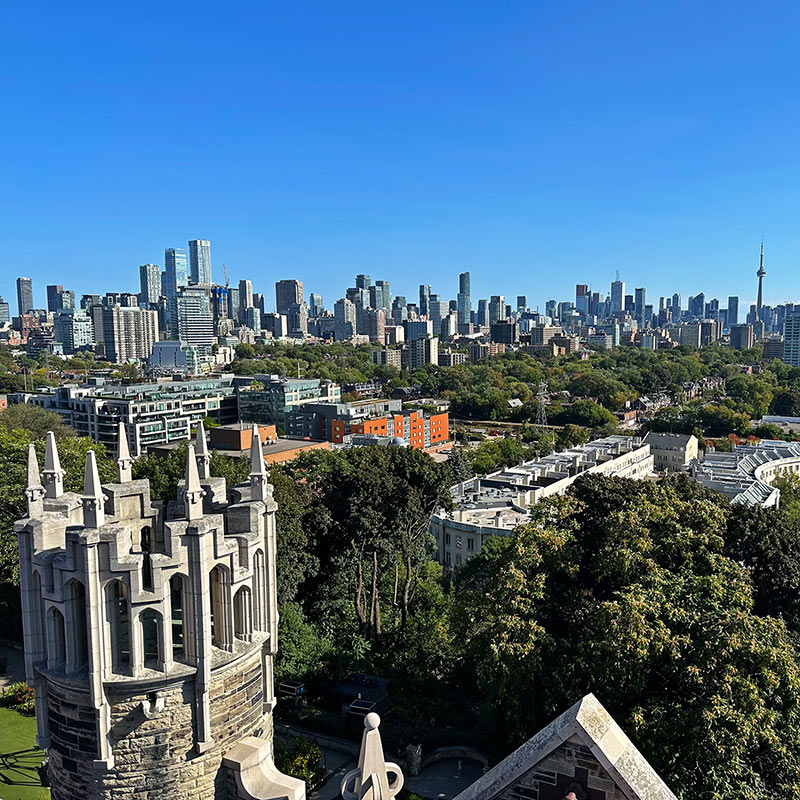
xmin=15 ymin=423 xmax=303 ymax=800
xmin=642 ymin=432 xmax=698 ymax=471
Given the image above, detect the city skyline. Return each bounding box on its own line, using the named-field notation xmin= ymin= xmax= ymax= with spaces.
xmin=3 ymin=2 xmax=800 ymax=312
xmin=2 ymin=240 xmax=792 ymax=318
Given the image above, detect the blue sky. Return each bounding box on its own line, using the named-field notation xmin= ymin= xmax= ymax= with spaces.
xmin=2 ymin=1 xmax=799 ymax=313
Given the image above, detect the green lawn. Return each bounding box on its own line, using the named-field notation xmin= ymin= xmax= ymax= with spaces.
xmin=0 ymin=707 xmax=49 ymax=800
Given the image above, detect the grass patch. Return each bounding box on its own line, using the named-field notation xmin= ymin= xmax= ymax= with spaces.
xmin=0 ymin=706 xmax=49 ymax=800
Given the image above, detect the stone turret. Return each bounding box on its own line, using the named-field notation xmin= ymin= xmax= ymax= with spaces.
xmin=14 ymin=431 xmax=303 ymax=800
xmin=196 ymin=420 xmax=211 ymax=480
xmin=24 ymin=444 xmax=45 ymax=517
xmin=116 ymin=421 xmax=133 ymax=483
xmin=42 ymin=430 xmax=64 ymax=498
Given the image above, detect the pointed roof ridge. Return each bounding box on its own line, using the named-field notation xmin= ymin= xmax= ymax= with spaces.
xmin=185 ymin=442 xmax=202 ymax=493
xmin=44 ymin=431 xmax=63 ymax=473
xmin=83 ymin=450 xmax=104 ymax=498
xmin=195 ymin=420 xmax=209 ymax=457
xmin=117 ymin=421 xmax=131 ymax=462
xmin=341 ymin=713 xmax=404 ymax=800
xmin=26 ymin=443 xmax=43 ymax=489
xmin=452 ymin=693 xmax=677 ymax=800
xmin=249 ymin=424 xmax=266 ymax=476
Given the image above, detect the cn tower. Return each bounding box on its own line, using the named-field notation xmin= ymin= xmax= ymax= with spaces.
xmin=756 ymin=239 xmax=766 ymax=314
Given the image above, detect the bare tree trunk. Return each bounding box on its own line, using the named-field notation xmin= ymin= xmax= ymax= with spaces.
xmin=401 ymin=554 xmax=413 ymax=629
xmin=371 ymin=550 xmax=382 ymax=637
xmin=392 ymin=562 xmax=399 ymax=607
xmin=355 ymin=558 xmax=367 ymax=632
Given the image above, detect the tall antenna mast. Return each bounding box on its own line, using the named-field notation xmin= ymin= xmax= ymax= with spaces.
xmin=223 ymin=263 xmax=229 ymax=288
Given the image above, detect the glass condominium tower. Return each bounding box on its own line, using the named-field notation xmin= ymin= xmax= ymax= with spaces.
xmin=188 ymin=239 xmax=212 ymax=285
xmin=164 ymin=248 xmax=189 ymax=297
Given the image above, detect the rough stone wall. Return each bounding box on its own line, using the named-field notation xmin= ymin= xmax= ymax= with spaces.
xmin=48 ymin=647 xmax=270 ymax=800
xmin=47 ymin=682 xmax=100 ymax=800
xmin=500 ymin=740 xmax=628 ymax=800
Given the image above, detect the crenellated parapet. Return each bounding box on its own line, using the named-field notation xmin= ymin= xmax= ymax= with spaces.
xmin=15 ymin=424 xmax=299 ymax=800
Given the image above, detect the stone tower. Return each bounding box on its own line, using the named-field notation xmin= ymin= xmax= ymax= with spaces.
xmin=15 ymin=423 xmax=305 ymax=800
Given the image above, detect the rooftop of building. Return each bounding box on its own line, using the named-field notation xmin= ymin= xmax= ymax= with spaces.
xmin=643 ymin=431 xmax=697 ymax=446
xmin=691 ymin=439 xmax=800 ymax=505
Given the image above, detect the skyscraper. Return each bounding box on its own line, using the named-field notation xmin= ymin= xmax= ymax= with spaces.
xmin=309 ymin=293 xmax=324 ymax=317
xmin=139 ymin=264 xmax=162 ymax=305
xmin=516 ymin=295 xmax=527 ymax=313
xmin=634 ymin=288 xmax=646 ymax=324
xmin=476 ymin=298 xmax=488 ymax=327
xmin=16 ymin=277 xmax=34 ymax=317
xmin=275 ymin=279 xmax=303 ymax=315
xmin=164 ymin=248 xmax=189 ymax=297
xmin=610 ymin=279 xmax=625 ymax=313
xmin=488 ymin=295 xmax=506 ymax=325
xmin=46 ymin=284 xmax=64 ymax=312
xmin=239 ymin=279 xmax=254 ymax=319
xmin=756 ymin=240 xmax=766 ymax=314
xmin=785 ymin=313 xmax=800 ymax=366
xmin=170 ymin=287 xmax=215 ymax=352
xmin=0 ymin=296 xmax=10 ymax=324
xmin=727 ymin=296 xmax=739 ymax=327
xmin=334 ymin=298 xmax=356 ymax=341
xmin=355 ymin=274 xmax=371 ymax=290
xmin=419 ymin=285 xmax=431 ymax=318
xmin=188 ymin=239 xmax=212 ymax=284
xmin=457 ymin=272 xmax=471 ymax=326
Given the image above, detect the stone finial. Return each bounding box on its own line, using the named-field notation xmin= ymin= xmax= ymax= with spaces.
xmin=82 ymin=450 xmax=105 ymax=529
xmin=248 ymin=424 xmax=269 ymax=502
xmin=24 ymin=443 xmax=45 ymax=517
xmin=184 ymin=443 xmax=206 ymax=521
xmin=341 ymin=714 xmax=404 ymax=800
xmin=42 ymin=431 xmax=65 ymax=499
xmin=116 ymin=421 xmax=133 ymax=483
xmin=195 ymin=421 xmax=210 ymax=480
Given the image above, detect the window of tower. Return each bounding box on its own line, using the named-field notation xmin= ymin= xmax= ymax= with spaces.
xmin=253 ymin=550 xmax=266 ymax=632
xmin=140 ymin=526 xmax=153 ymax=590
xmin=210 ymin=565 xmax=232 ymax=651
xmin=105 ymin=580 xmax=130 ymax=673
xmin=65 ymin=579 xmax=88 ymax=673
xmin=140 ymin=609 xmax=162 ymax=669
xmin=170 ymin=574 xmax=187 ymax=661
xmin=46 ymin=606 xmax=66 ymax=668
xmin=234 ymin=586 xmax=252 ymax=642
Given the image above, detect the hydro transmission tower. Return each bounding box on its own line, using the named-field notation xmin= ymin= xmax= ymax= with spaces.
xmin=536 ymin=380 xmax=549 ymax=427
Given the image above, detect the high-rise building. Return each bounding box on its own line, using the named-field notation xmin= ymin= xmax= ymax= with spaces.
xmin=238 ymin=279 xmax=254 ymax=321
xmin=476 ymin=298 xmax=489 ymax=327
xmin=16 ymin=277 xmax=34 ymax=317
xmin=727 ymin=296 xmax=739 ymax=327
xmin=102 ymin=305 xmax=159 ymax=362
xmin=610 ymin=279 xmax=625 ymax=313
xmin=488 ymin=295 xmax=506 ymax=325
xmin=53 ymin=309 xmax=94 ymax=354
xmin=188 ymin=239 xmax=212 ymax=284
xmin=730 ymin=324 xmax=754 ymax=351
xmin=309 ymin=293 xmax=324 ymax=317
xmin=784 ymin=313 xmax=800 ymax=366
xmin=516 ymin=295 xmax=527 ymax=313
xmin=170 ymin=287 xmax=215 ymax=351
xmin=227 ymin=287 xmax=240 ymax=320
xmin=139 ymin=264 xmax=162 ymax=305
xmin=419 ymin=285 xmax=431 ymax=318
xmin=47 ymin=284 xmax=64 ymax=312
xmin=334 ymin=298 xmax=356 ymax=341
xmin=275 ymin=279 xmax=303 ymax=315
xmin=164 ymin=248 xmax=189 ymax=297
xmin=457 ymin=272 xmax=472 ymax=325
xmin=634 ymin=288 xmax=646 ymax=324
xmin=288 ymin=302 xmax=309 ymax=336
xmin=0 ymin=296 xmax=9 ymax=324
xmin=355 ymin=274 xmax=371 ymax=290
xmin=369 ymin=281 xmax=391 ymax=310
xmin=689 ymin=293 xmax=705 ymax=319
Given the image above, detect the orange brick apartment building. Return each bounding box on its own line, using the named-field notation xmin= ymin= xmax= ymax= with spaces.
xmin=287 ymin=398 xmax=449 ymax=450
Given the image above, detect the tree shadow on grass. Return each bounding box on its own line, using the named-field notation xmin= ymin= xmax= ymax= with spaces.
xmin=0 ymin=747 xmax=46 ymax=786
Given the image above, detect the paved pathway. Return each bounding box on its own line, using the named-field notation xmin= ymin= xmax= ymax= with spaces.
xmin=0 ymin=644 xmax=25 ymax=690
